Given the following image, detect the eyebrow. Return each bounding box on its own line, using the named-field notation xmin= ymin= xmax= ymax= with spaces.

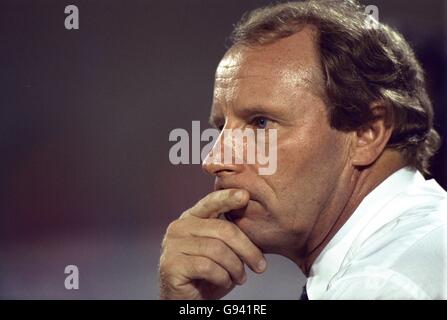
xmin=236 ymin=104 xmax=282 ymax=118
xmin=208 ymin=103 xmax=285 ymax=127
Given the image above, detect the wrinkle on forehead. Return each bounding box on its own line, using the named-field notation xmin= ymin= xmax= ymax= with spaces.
xmin=215 ymin=27 xmax=325 ymax=97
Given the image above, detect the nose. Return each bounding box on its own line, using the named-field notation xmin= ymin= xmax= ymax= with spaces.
xmin=202 ymin=129 xmax=243 ymax=177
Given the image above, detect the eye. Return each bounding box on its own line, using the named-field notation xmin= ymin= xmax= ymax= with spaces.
xmin=252 ymin=116 xmax=270 ymax=129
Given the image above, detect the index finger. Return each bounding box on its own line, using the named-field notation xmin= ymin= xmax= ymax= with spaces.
xmin=181 ymin=189 xmax=249 ymax=219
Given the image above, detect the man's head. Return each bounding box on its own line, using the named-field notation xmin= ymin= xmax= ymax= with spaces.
xmin=202 ymin=0 xmax=440 ymax=263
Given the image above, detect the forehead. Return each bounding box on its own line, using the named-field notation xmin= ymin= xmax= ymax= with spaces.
xmin=213 ymin=26 xmax=324 ymax=109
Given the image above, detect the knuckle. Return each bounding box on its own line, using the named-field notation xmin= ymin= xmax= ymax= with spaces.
xmin=197 ymin=238 xmax=209 ymax=255
xmin=197 ymin=193 xmax=214 ymax=209
xmin=165 ymin=220 xmax=181 ymax=237
xmin=207 ymin=191 xmax=226 ymax=207
xmin=220 ymin=275 xmax=231 ymax=288
xmin=216 ymin=221 xmax=237 ymax=239
xmin=222 ymin=190 xmax=235 ymax=204
xmin=159 ymin=252 xmax=174 ymax=273
xmin=196 ymin=194 xmax=216 ymax=212
xmin=198 ymin=197 xmax=212 ymax=211
xmin=206 ymin=238 xmax=226 ymax=256
xmin=220 ymin=271 xmax=232 ymax=288
xmin=190 ymin=193 xmax=219 ymax=215
xmin=159 ymin=270 xmax=182 ymax=294
xmin=235 ymin=260 xmax=245 ymax=275
xmin=195 ymin=258 xmax=214 ymax=275
xmin=161 ymin=236 xmax=175 ymax=253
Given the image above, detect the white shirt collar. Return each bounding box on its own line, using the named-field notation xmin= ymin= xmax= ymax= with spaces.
xmin=306 ymin=166 xmax=426 ymax=299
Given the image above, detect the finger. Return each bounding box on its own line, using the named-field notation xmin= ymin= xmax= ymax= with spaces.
xmin=180 ymin=255 xmax=233 ymax=289
xmin=174 ymin=237 xmax=246 ymax=285
xmin=189 ymin=218 xmax=267 ymax=273
xmin=181 ymin=189 xmax=249 ymax=219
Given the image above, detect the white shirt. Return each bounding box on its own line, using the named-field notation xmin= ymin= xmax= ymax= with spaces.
xmin=306 ymin=167 xmax=447 ymax=300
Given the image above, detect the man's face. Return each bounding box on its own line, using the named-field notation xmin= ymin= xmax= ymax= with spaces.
xmin=203 ymin=27 xmax=351 ymax=258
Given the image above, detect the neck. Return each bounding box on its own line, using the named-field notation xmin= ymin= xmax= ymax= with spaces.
xmin=296 ymin=151 xmax=407 ymax=275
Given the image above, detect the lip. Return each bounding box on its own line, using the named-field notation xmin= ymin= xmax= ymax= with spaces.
xmin=214 ymin=179 xmax=260 ymax=202
xmin=214 ymin=179 xmax=239 ymax=193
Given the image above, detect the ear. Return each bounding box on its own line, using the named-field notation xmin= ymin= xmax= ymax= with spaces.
xmin=350 ymin=101 xmax=394 ymax=167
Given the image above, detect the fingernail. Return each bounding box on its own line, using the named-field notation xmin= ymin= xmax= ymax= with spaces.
xmin=257 ymin=259 xmax=267 ymax=272
xmin=234 ymin=190 xmax=245 ymax=202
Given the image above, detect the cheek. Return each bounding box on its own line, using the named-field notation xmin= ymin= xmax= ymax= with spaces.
xmin=278 ymin=120 xmax=346 ymax=176
xmin=267 ymin=127 xmax=346 ymax=217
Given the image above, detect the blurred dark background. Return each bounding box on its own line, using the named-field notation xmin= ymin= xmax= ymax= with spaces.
xmin=0 ymin=0 xmax=445 ymax=299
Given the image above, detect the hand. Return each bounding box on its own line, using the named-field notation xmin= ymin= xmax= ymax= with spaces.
xmin=159 ymin=189 xmax=267 ymax=300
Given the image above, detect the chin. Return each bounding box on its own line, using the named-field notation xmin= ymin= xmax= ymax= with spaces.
xmin=227 ymin=203 xmax=280 ymax=252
